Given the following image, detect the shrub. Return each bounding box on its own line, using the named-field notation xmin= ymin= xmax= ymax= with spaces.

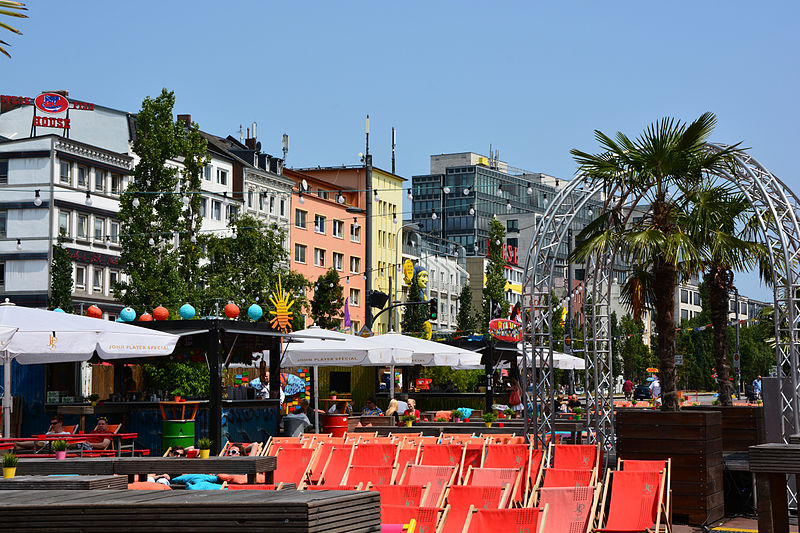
xmin=482 ymin=412 xmax=498 ymax=422
xmin=401 ymin=414 xmax=417 ymax=423
xmin=51 ymin=440 xmax=68 ymax=452
xmin=197 ymin=437 xmax=213 ymax=450
xmin=2 ymin=453 xmax=18 ymax=467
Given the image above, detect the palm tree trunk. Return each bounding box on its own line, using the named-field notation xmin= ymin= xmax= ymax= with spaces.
xmin=708 ymin=266 xmax=734 ymax=406
xmin=653 ymin=258 xmax=679 ymax=411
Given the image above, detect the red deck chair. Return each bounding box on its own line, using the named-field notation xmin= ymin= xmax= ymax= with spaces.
xmin=482 ymin=444 xmax=533 ymax=502
xmin=540 ymin=468 xmax=593 ymax=489
xmin=463 ymin=505 xmax=548 ymax=533
xmin=356 ymin=435 xmax=396 ymax=445
xmin=536 ymin=486 xmax=597 ymax=533
xmin=461 ymin=441 xmax=486 ymax=483
xmin=342 ymin=464 xmax=396 ymax=487
xmin=549 ymin=444 xmax=598 ymax=471
xmin=368 ymin=483 xmax=430 ymax=507
xmin=419 ymin=444 xmax=466 ymax=479
xmin=306 ymin=483 xmax=362 ymax=490
xmin=597 ymin=469 xmax=666 ymax=533
xmin=440 ymin=485 xmax=509 ymax=533
xmin=442 ymin=434 xmax=477 ymax=445
xmin=619 ymin=459 xmax=672 ymax=526
xmin=317 ymin=445 xmax=355 ymax=486
xmin=309 ymin=443 xmax=352 ymax=484
xmin=399 ymin=464 xmax=457 ymax=507
xmin=272 ymin=446 xmax=316 ymax=489
xmin=381 ymin=505 xmax=441 ymax=533
xmin=267 ymin=439 xmax=303 ymax=456
xmin=464 ymin=467 xmax=521 ymax=500
xmin=351 ymin=443 xmax=399 ymax=467
xmin=397 ymin=445 xmax=421 ymax=469
xmin=483 ymin=433 xmax=515 ymax=444
xmin=400 ymin=435 xmax=440 ymax=448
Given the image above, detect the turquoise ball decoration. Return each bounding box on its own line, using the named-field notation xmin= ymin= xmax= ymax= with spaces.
xmin=53 ymin=308 xmax=65 ymax=313
xmin=247 ymin=304 xmax=263 ymax=321
xmin=179 ymin=303 xmax=196 ymax=320
xmin=115 ymin=318 xmax=124 ymax=322
xmin=120 ymin=307 xmax=136 ymax=322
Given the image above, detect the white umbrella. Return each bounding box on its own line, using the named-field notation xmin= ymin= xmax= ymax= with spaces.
xmin=0 ymin=302 xmax=179 ymax=437
xmin=517 ymin=349 xmax=586 ymax=370
xmin=369 ymin=333 xmax=482 ymax=368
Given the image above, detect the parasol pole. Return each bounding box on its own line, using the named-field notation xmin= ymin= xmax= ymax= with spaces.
xmin=314 ymin=365 xmax=320 ymax=433
xmin=389 ymin=365 xmax=395 ymax=400
xmin=3 ymin=351 xmax=11 ymax=438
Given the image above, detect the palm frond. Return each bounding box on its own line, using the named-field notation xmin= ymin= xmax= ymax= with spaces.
xmin=0 ymin=0 xmax=25 ymax=58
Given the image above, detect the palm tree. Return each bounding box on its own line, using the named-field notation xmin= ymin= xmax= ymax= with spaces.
xmin=685 ymin=184 xmax=768 ymax=405
xmin=0 ymin=1 xmax=27 ymax=58
xmin=569 ymin=113 xmax=743 ymax=410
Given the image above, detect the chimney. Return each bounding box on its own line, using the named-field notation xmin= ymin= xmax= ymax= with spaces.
xmin=245 ymin=137 xmax=257 ymax=150
xmin=177 ymin=114 xmax=191 ymax=127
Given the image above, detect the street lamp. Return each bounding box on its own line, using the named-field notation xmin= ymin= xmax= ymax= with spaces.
xmin=394 ymin=221 xmax=423 ymax=331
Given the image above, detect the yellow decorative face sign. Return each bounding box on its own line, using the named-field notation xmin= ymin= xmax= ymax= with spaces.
xmin=423 ymin=321 xmax=432 ymax=340
xmin=269 ymin=275 xmax=295 ymax=333
xmin=403 ymin=259 xmax=415 ymax=285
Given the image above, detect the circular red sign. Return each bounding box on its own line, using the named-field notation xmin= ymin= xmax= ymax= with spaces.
xmin=34 ymin=93 xmax=70 ymax=114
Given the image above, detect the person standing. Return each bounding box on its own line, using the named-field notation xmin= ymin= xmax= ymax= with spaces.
xmin=752 ymin=375 xmax=762 ymax=400
xmin=623 ymin=378 xmax=634 ymax=402
xmin=649 ymin=377 xmax=661 ymax=400
xmin=508 ymin=379 xmax=523 ymax=418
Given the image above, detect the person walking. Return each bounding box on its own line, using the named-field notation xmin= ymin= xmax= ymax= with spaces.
xmin=649 ymin=377 xmax=661 ymax=400
xmin=752 ymin=375 xmax=762 ymax=400
xmin=623 ymin=378 xmax=634 ymax=402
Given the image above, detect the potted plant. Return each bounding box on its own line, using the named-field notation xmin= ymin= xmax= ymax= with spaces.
xmin=197 ymin=437 xmax=212 ymax=459
xmin=572 ymin=407 xmax=585 ymax=421
xmin=434 ymin=417 xmax=447 ymax=422
xmin=51 ymin=439 xmax=68 ymax=460
xmin=88 ymin=393 xmax=100 ymax=407
xmin=451 ymin=410 xmax=462 ymax=423
xmin=402 ymin=414 xmax=417 ymax=428
xmin=2 ymin=453 xmax=18 ymax=478
xmin=482 ymin=412 xmax=498 ymax=428
xmin=330 ymin=390 xmax=338 ymax=401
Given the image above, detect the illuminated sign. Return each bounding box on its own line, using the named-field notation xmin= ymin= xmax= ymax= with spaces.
xmin=35 ymin=93 xmax=69 ymax=113
xmin=488 ymin=239 xmax=518 ymax=265
xmin=1 ymin=93 xmax=95 ymax=132
xmin=488 ymin=318 xmax=522 ymax=342
xmin=269 ymin=274 xmax=295 ymax=333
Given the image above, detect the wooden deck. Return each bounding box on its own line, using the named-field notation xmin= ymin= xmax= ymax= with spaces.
xmin=0 ymin=475 xmax=127 ymax=490
xmin=0 ymin=489 xmax=381 ymax=533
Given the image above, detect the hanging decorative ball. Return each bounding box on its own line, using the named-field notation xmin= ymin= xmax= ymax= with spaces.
xmin=224 ymin=302 xmax=240 ymax=319
xmin=53 ymin=307 xmax=65 ymax=313
xmin=120 ymin=307 xmax=136 ymax=322
xmin=179 ymin=303 xmax=196 ymax=320
xmin=153 ymin=306 xmax=169 ymax=321
xmin=139 ymin=312 xmax=153 ymax=321
xmin=247 ymin=304 xmax=263 ymax=321
xmin=86 ymin=305 xmax=102 ymax=319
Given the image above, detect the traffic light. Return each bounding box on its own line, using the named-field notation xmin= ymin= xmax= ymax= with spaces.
xmin=428 ymin=298 xmax=438 ymax=320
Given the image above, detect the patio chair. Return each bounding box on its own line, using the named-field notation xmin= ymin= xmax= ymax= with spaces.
xmin=271 ymin=446 xmax=317 ymax=489
xmin=464 ymin=467 xmax=522 ymax=499
xmin=400 ymin=464 xmax=458 ymax=507
xmin=343 ymin=464 xmax=397 ymax=487
xmin=306 ymin=483 xmax=363 ymax=490
xmin=596 ymin=469 xmax=667 ymax=533
xmin=368 ymin=483 xmax=430 ymax=507
xmin=439 ymin=485 xmax=509 ymax=533
xmin=381 ymin=505 xmax=442 ymax=533
xmin=539 ymin=468 xmax=593 ymax=489
xmin=548 ymin=444 xmax=599 ymax=471
xmin=419 ymin=444 xmax=466 ymax=479
xmin=351 ymin=443 xmax=399 ymax=467
xmin=618 ymin=458 xmax=672 ymax=528
xmin=265 ymin=436 xmax=305 ymax=455
xmin=482 ymin=444 xmax=534 ymax=502
xmin=461 ymin=441 xmax=487 ymax=483
xmin=310 ymin=443 xmax=352 ymax=484
xmin=482 ymin=433 xmax=515 ymax=444
xmin=535 ymin=486 xmax=597 ymax=532
xmin=317 ymin=445 xmax=355 ymax=486
xmin=462 ymin=505 xmax=548 ymax=533
xmin=442 ymin=434 xmax=477 ymax=445
xmin=397 ymin=444 xmax=421 ymax=469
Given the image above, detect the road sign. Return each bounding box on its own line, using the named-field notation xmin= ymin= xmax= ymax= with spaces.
xmin=675 ymin=355 xmax=683 ymax=366
xmin=733 ymin=352 xmax=741 ymax=369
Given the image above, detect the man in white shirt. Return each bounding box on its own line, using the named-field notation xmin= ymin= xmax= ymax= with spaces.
xmin=649 ymin=378 xmax=661 ymax=399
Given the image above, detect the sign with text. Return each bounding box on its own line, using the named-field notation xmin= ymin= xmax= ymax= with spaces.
xmin=488 ymin=318 xmax=522 ymax=343
xmin=1 ymin=93 xmax=95 ymax=132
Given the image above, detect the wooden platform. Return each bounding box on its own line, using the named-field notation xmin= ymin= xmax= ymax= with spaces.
xmin=0 ymin=475 xmax=127 ymax=490
xmin=0 ymin=489 xmax=381 ymax=533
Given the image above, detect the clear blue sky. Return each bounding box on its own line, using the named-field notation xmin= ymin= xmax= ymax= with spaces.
xmin=3 ymin=1 xmax=798 ymax=301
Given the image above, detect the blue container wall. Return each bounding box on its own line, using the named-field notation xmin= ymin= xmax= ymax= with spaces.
xmin=1 ymin=361 xmax=49 ymax=437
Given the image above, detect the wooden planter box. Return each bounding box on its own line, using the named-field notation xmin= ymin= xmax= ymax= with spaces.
xmin=616 ymin=409 xmax=723 ymax=525
xmin=683 ymin=405 xmax=765 ymax=451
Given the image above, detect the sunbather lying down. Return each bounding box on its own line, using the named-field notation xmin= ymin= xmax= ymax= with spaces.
xmin=13 ymin=414 xmax=72 ymax=451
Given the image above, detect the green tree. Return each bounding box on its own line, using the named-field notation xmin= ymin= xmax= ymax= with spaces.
xmin=571 ymin=113 xmax=743 ymax=410
xmin=117 ymin=89 xmax=207 ymax=315
xmin=684 ymin=184 xmax=766 ymax=404
xmin=402 ymin=274 xmax=428 ymax=338
xmin=482 ymin=218 xmax=508 ymax=333
xmin=615 ymin=314 xmax=654 ymax=380
xmin=456 ymin=283 xmax=476 ymax=334
xmin=49 ymin=232 xmax=73 ymax=311
xmin=0 ymin=1 xmax=27 ymax=58
xmin=310 ymin=268 xmax=344 ymax=329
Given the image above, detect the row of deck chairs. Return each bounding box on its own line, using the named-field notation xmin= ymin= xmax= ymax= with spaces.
xmin=219 ymin=432 xmax=670 ymax=533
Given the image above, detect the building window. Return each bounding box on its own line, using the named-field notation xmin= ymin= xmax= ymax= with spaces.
xmin=110 ymin=221 xmax=119 ymax=244
xmin=76 ymin=215 xmax=88 ymax=239
xmin=59 ymin=162 xmax=70 ymax=183
xmin=94 ymin=169 xmax=105 ymax=192
xmin=0 ymin=160 xmax=7 ymax=184
xmin=203 ymin=166 xmax=212 ymax=181
xmin=350 ymin=256 xmax=360 ymax=273
xmin=295 ymin=209 xmax=307 ymax=229
xmin=110 ymin=174 xmax=121 ymax=194
xmin=280 ymin=199 xmax=286 ymax=217
xmin=350 ymin=288 xmax=360 ymax=306
xmin=109 ymin=270 xmax=119 ymax=289
xmin=333 ymin=220 xmax=344 ymax=239
xmin=317 ymin=189 xmax=329 ymax=200
xmin=0 ymin=210 xmax=6 ymax=237
xmin=680 ymin=289 xmax=688 ymax=304
xmin=200 ymin=198 xmax=207 ymax=217
xmin=226 ymin=205 xmax=238 ymax=220
xmin=77 ymin=167 xmax=88 ymax=188
xmin=270 ymin=196 xmax=275 ymax=214
xmin=92 ymin=268 xmax=103 ymax=291
xmin=294 ymin=243 xmax=307 ymax=264
xmin=314 ymin=248 xmax=325 ymax=267
xmin=333 ymin=252 xmax=344 ymax=271
xmin=217 ymin=169 xmax=227 ymax=185
xmin=75 ymin=266 xmax=86 ymax=290
xmin=258 ymin=193 xmax=264 ymax=211
xmin=247 ymin=190 xmax=253 ymax=207
xmin=212 ymin=201 xmax=222 ymax=221
xmin=58 ymin=210 xmax=70 ymax=236
xmin=314 ymin=214 xmax=326 ymax=234
xmin=350 ymin=224 xmax=361 ymax=242
xmin=693 ymin=292 xmax=700 ymax=305
xmin=94 ymin=218 xmax=104 ymax=240
xmin=0 ymin=262 xmax=5 ymax=287
xmin=681 ymin=309 xmax=688 ymax=320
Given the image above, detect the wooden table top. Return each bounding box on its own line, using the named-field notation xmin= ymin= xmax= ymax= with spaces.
xmin=14 ymin=456 xmax=277 ymax=477
xmin=0 ymin=475 xmax=127 ymax=490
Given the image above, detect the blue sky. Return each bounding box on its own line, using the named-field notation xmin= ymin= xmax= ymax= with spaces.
xmin=3 ymin=1 xmax=798 ymax=301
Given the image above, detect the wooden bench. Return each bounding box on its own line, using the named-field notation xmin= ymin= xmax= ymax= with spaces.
xmin=749 ymin=443 xmax=800 ymax=533
xmin=0 ymin=475 xmax=127 ymax=490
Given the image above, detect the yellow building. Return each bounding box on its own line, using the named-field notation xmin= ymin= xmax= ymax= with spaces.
xmin=370 ymin=166 xmax=405 ymax=334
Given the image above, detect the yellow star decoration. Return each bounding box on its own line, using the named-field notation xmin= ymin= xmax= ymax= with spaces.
xmin=269 ymin=275 xmax=295 ymax=332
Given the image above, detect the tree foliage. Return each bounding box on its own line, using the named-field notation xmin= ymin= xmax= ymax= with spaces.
xmin=49 ymin=231 xmax=73 ymax=311
xmin=402 ymin=274 xmax=428 ymax=338
xmin=482 ymin=218 xmax=508 ymax=333
xmin=456 ymin=283 xmax=476 ymax=333
xmin=0 ymin=1 xmax=27 ymax=59
xmin=310 ymin=268 xmax=344 ymax=329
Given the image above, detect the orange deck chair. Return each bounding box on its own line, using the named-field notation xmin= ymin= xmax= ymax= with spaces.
xmin=462 ymin=505 xmax=548 ymax=533
xmin=619 ymin=458 xmax=672 ymax=527
xmin=368 ymin=483 xmax=430 ymax=507
xmin=539 ymin=468 xmax=594 ymax=490
xmin=549 ymin=444 xmax=599 ymax=470
xmin=419 ymin=443 xmax=466 ymax=479
xmin=316 ymin=445 xmax=356 ymax=487
xmin=266 ymin=438 xmax=304 ymax=456
xmin=351 ymin=442 xmax=399 ymax=468
xmin=309 ymin=443 xmax=352 ymax=485
xmin=397 ymin=441 xmax=422 ymax=469
xmin=342 ymin=464 xmax=396 ymax=487
xmin=270 ymin=446 xmax=317 ymax=489
xmin=400 ymin=464 xmax=458 ymax=507
xmin=464 ymin=467 xmax=522 ymax=500
xmin=381 ymin=505 xmax=441 ymax=533
xmin=596 ymin=469 xmax=667 ymax=533
xmin=440 ymin=485 xmax=509 ymax=533
xmin=536 ymin=486 xmax=598 ymax=533
xmin=482 ymin=444 xmax=538 ymax=503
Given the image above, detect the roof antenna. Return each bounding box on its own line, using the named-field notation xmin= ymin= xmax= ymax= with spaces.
xmin=391 ymin=126 xmax=396 ymax=174
xmin=239 ymin=125 xmax=243 ymax=142
xmin=282 ymin=133 xmax=289 ymax=164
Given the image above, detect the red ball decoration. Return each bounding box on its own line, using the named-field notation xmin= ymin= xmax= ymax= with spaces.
xmin=224 ymin=302 xmax=240 ymax=319
xmin=139 ymin=312 xmax=153 ymax=321
xmin=86 ymin=305 xmax=102 ymax=319
xmin=153 ymin=306 xmax=169 ymax=321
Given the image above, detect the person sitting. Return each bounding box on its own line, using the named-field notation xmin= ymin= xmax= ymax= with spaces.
xmin=226 ymin=443 xmax=247 ymax=456
xmin=76 ymin=417 xmax=113 ymax=451
xmin=168 ymin=446 xmax=187 ymax=457
xmin=14 ymin=414 xmax=71 ymax=451
xmin=327 ymin=400 xmax=353 ymax=415
xmin=361 ymin=398 xmax=383 ymax=416
xmin=566 ymin=395 xmax=582 ymax=412
xmin=403 ymin=398 xmax=421 ymax=420
xmin=385 ymin=399 xmax=400 ymax=424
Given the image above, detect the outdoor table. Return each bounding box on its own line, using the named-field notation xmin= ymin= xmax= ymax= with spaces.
xmin=14 ymin=457 xmax=116 ymax=476
xmin=158 ymin=400 xmax=201 ymax=421
xmin=112 ymin=456 xmax=277 ymax=484
xmin=3 ymin=435 xmax=91 ymax=454
xmin=554 ymin=420 xmax=586 ymax=443
xmin=0 ymin=474 xmax=127 ymax=490
xmin=748 ymin=443 xmax=800 ymax=532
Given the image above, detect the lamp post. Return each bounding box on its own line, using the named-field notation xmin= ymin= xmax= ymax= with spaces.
xmin=395 ymin=222 xmax=423 ymax=331
xmin=364 ymin=115 xmax=373 ymax=329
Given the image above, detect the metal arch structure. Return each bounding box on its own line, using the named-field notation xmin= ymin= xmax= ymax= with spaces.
xmin=521 ymin=142 xmax=800 ymax=465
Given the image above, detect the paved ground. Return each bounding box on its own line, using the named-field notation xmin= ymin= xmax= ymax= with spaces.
xmin=672 ymin=516 xmax=798 ymax=532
